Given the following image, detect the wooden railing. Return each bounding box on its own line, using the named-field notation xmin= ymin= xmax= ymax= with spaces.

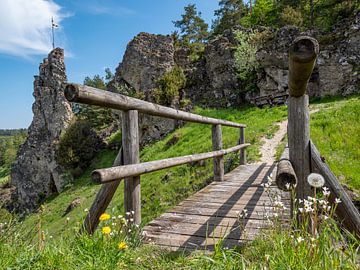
xmin=275 ymin=36 xmax=360 ymax=238
xmin=64 ymin=85 xmax=248 ymax=234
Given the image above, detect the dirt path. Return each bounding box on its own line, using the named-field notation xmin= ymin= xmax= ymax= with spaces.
xmin=259 ymin=120 xmax=288 ymax=164
xmin=258 ymin=109 xmax=320 ymax=163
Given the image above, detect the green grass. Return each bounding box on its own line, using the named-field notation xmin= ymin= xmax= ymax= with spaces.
xmin=1 ymin=98 xmax=360 ymax=269
xmin=310 ymin=96 xmax=360 ymax=195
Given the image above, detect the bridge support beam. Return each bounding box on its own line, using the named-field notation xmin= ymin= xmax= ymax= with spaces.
xmin=212 ymin=124 xmax=224 ymax=181
xmin=122 ymin=110 xmax=141 ymax=225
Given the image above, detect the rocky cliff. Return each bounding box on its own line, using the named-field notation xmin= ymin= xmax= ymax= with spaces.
xmin=111 ymin=13 xmax=359 ymax=110
xmin=10 ymin=48 xmax=74 ymax=213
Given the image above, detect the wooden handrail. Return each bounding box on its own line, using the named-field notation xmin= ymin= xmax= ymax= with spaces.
xmin=65 ymin=82 xmax=249 ymax=232
xmin=92 ymin=143 xmax=250 ymax=184
xmin=64 ymin=83 xmax=246 ymax=128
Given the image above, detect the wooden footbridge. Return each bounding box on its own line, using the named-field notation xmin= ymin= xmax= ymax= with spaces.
xmin=64 ymin=36 xmax=360 ymax=251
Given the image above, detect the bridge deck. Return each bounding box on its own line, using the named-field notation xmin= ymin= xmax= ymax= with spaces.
xmin=143 ymin=163 xmax=291 ymax=251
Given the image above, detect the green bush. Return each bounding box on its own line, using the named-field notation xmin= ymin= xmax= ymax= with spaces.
xmin=56 ymin=119 xmax=101 ymax=172
xmin=154 ymin=67 xmax=186 ymax=106
xmin=280 ymin=6 xmax=303 ymax=27
xmin=234 ymin=30 xmax=259 ymax=81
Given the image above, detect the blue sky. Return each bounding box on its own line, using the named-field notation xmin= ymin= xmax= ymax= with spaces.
xmin=0 ymin=0 xmax=221 ymax=129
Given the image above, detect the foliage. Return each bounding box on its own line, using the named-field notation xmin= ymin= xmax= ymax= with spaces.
xmin=0 ymin=128 xmax=26 ymax=136
xmin=280 ymin=5 xmax=303 ymax=27
xmin=212 ymin=0 xmax=248 ymax=35
xmin=0 ymin=131 xmax=27 ymax=184
xmin=250 ymin=0 xmax=277 ymax=26
xmin=154 ymin=66 xmax=186 ymax=106
xmin=75 ymin=74 xmax=113 ymax=131
xmin=310 ymin=96 xmax=360 ymax=194
xmin=172 ymin=4 xmax=208 ymax=44
xmin=56 ymin=119 xmax=101 ymax=173
xmin=234 ymin=30 xmax=259 ymax=81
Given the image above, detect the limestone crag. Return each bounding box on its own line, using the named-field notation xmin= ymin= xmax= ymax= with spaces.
xmin=10 ymin=48 xmax=73 ymax=213
xmin=109 ymin=33 xmax=178 ymax=146
xmin=254 ymin=13 xmax=360 ymax=100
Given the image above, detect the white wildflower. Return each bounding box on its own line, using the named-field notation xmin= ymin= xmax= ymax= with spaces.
xmin=323 ymin=215 xmax=329 ymax=220
xmin=285 ymin=183 xmax=291 ymax=190
xmin=296 ymin=236 xmax=304 ymax=244
xmin=322 ymin=186 xmax=330 ymax=196
xmin=335 ymin=198 xmax=341 ymax=204
xmin=84 ymin=208 xmax=89 ymax=212
xmin=126 ymin=212 xmax=131 ymax=216
xmin=298 ymin=208 xmax=304 ymax=213
xmin=307 ymin=173 xmax=325 ymax=188
xmin=131 ymin=210 xmax=135 ymax=215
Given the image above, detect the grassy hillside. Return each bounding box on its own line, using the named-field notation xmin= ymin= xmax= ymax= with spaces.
xmin=1 ymin=97 xmax=359 ymax=269
xmin=310 ymin=96 xmax=360 ymax=195
xmin=4 ymin=105 xmax=287 ymax=236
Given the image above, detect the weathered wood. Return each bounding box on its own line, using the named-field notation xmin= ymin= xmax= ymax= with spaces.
xmin=65 ymin=84 xmax=246 ymax=128
xmin=212 ymin=124 xmax=224 ymax=181
xmin=239 ymin=127 xmax=246 ymax=165
xmin=92 ymin=143 xmax=250 ymax=184
xmin=288 ymin=95 xmax=311 ymax=203
xmin=310 ymin=141 xmax=360 ymax=238
xmin=122 ymin=110 xmax=141 ymax=225
xmin=83 ymin=148 xmax=123 ymax=234
xmin=276 ymin=147 xmax=297 ymax=191
xmin=288 ymin=36 xmax=319 ymax=97
xmin=143 ymin=162 xmax=291 ymax=250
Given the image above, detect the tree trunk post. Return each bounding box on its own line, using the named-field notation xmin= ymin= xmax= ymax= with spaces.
xmin=212 ymin=124 xmax=224 ymax=181
xmin=122 ymin=110 xmax=141 ymax=225
xmin=239 ymin=127 xmax=246 ymax=165
xmin=288 ymin=36 xmax=319 ymax=226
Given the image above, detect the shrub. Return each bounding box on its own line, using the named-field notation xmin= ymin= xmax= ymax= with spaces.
xmin=56 ymin=119 xmax=101 ymax=172
xmin=280 ymin=6 xmax=303 ymax=27
xmin=234 ymin=30 xmax=259 ymax=81
xmin=154 ymin=66 xmax=186 ymax=106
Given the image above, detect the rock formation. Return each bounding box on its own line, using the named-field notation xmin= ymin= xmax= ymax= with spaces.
xmin=253 ymin=12 xmax=359 ymax=101
xmin=10 ymin=48 xmax=73 ymax=213
xmin=109 ymin=33 xmax=179 ymax=146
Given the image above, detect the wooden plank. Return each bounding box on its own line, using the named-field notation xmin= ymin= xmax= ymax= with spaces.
xmin=83 ymin=148 xmax=123 ymax=234
xmin=151 ymin=212 xmax=275 ymax=227
xmin=64 ymin=83 xmax=246 ymax=128
xmin=169 ymin=206 xmax=290 ymax=220
xmin=212 ymin=124 xmax=224 ymax=181
xmin=122 ymin=110 xmax=141 ymax=225
xmin=92 ymin=143 xmax=250 ymax=184
xmin=310 ymin=141 xmax=360 ymax=238
xmin=144 ymin=232 xmax=243 ymax=251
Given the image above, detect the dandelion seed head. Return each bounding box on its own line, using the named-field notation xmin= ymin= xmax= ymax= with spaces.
xmin=307 ymin=173 xmax=325 ymax=188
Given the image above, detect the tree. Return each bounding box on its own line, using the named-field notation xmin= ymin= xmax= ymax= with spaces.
xmin=212 ymin=0 xmax=249 ymax=34
xmin=173 ymin=4 xmax=209 ymax=44
xmin=250 ymin=0 xmax=277 ymax=26
xmin=76 ymin=74 xmax=113 ymax=131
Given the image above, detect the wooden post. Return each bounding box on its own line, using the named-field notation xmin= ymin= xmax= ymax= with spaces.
xmin=122 ymin=110 xmax=141 ymax=225
xmin=239 ymin=127 xmax=246 ymax=165
xmin=212 ymin=124 xmax=224 ymax=181
xmin=288 ymin=95 xmax=311 ymax=201
xmin=288 ymin=36 xmax=319 ymax=219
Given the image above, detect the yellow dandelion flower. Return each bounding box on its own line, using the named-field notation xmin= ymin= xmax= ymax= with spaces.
xmin=102 ymin=226 xmax=111 ymax=235
xmin=99 ymin=213 xmax=111 ymax=221
xmin=118 ymin=241 xmax=128 ymax=250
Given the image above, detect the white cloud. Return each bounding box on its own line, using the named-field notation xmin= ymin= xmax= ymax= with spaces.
xmin=0 ymin=0 xmax=68 ymax=58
